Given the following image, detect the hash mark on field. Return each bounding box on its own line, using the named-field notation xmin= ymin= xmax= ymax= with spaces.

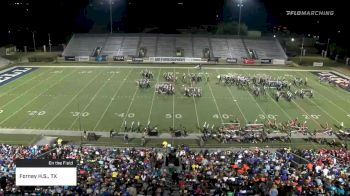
xmin=43 ymin=70 xmax=104 ymax=129
xmin=93 ymin=69 xmax=133 ymax=131
xmin=0 ymin=69 xmax=76 ymax=125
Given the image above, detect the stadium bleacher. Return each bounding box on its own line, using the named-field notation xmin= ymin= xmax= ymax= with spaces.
xmin=244 ymin=38 xmax=287 ymax=59
xmin=63 ymin=34 xmax=287 ymax=60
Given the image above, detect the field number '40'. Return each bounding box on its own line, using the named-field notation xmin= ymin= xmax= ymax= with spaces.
xmin=115 ymin=113 xmax=135 ymax=118
xmin=165 ymin=114 xmax=182 ymax=119
xmin=28 ymin=111 xmax=46 ymax=116
xmin=302 ymin=114 xmax=321 ymax=119
xmin=71 ymin=112 xmax=90 ymax=117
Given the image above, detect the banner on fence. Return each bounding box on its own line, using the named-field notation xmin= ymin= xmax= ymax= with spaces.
xmin=260 ymin=59 xmax=272 ymax=64
xmin=132 ymin=57 xmax=143 ymax=62
xmin=64 ymin=56 xmax=75 ymax=61
xmin=272 ymin=59 xmax=286 ymax=65
xmin=313 ymin=62 xmax=324 ymax=67
xmin=78 ymin=56 xmax=90 ymax=62
xmin=113 ymin=56 xmax=125 ymax=61
xmin=226 ymin=58 xmax=237 ymax=63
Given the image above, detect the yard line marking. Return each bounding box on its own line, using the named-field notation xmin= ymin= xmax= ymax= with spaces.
xmin=207 ymin=76 xmax=224 ymax=124
xmin=292 ymin=72 xmax=343 ymax=124
xmin=297 ymin=72 xmax=350 ymax=113
xmin=92 ymin=69 xmax=133 ymax=131
xmin=215 ymin=69 xmax=247 ymax=123
xmin=43 ymin=70 xmax=104 ymax=129
xmin=241 ymin=70 xmax=292 ymax=120
xmin=68 ymin=72 xmax=117 ymax=130
xmin=0 ymin=69 xmax=54 ymax=108
xmin=147 ymin=68 xmax=162 ymax=122
xmin=173 ymin=67 xmax=176 ymax=128
xmin=30 ymin=64 xmax=335 ymax=72
xmin=0 ymin=68 xmax=49 ymax=98
xmin=19 ymin=98 xmax=55 ymax=128
xmin=0 ymin=69 xmax=76 ymax=125
xmin=188 ymin=68 xmax=200 ymax=129
xmin=119 ymin=86 xmax=139 ymax=132
xmin=268 ymin=71 xmax=321 ymax=128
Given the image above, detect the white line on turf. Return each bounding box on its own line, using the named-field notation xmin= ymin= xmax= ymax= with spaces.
xmin=0 ymin=68 xmax=51 ymax=99
xmin=188 ymin=68 xmax=200 ymax=129
xmin=241 ymin=69 xmax=292 ymax=121
xmin=23 ymin=65 xmax=334 ymax=72
xmin=147 ymin=68 xmax=162 ymax=122
xmin=43 ymin=70 xmax=104 ymax=129
xmin=215 ymin=69 xmax=248 ymax=123
xmin=92 ymin=69 xmax=133 ymax=131
xmin=207 ymin=76 xmax=224 ymax=124
xmin=118 ymin=85 xmax=139 ymax=132
xmin=0 ymin=69 xmax=55 ymax=108
xmin=68 ymin=72 xmax=117 ymax=130
xmin=172 ymin=67 xmax=175 ymax=128
xmin=0 ymin=69 xmax=76 ymax=125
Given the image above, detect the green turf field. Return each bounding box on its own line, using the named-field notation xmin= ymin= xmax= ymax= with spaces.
xmin=0 ymin=65 xmax=349 ymax=133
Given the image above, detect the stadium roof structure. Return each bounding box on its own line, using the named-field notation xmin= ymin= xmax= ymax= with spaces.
xmin=62 ymin=33 xmax=287 ymax=60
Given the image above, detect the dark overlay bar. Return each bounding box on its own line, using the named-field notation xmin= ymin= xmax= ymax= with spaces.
xmin=16 ymin=159 xmax=77 ymax=167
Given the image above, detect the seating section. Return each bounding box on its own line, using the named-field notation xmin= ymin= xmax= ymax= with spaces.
xmin=100 ymin=36 xmax=124 ymax=56
xmin=211 ymin=38 xmax=231 ymax=58
xmin=175 ymin=37 xmax=193 ymax=57
xmin=193 ymin=37 xmax=210 ymax=58
xmin=63 ymin=34 xmax=106 ymax=57
xmin=156 ymin=36 xmax=175 ymax=57
xmin=227 ymin=38 xmax=248 ymax=59
xmin=63 ymin=34 xmax=287 ymax=60
xmin=139 ymin=36 xmax=157 ymax=57
xmin=118 ymin=36 xmax=139 ymax=57
xmin=244 ymin=39 xmax=287 ymax=59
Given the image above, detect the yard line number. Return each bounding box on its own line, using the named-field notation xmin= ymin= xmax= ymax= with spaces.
xmin=302 ymin=114 xmax=321 ymax=120
xmin=51 ymin=70 xmax=63 ymax=74
xmin=0 ymin=110 xmax=3 ymax=114
xmin=347 ymin=114 xmax=350 ymax=118
xmin=166 ymin=114 xmax=182 ymax=119
xmin=70 ymin=112 xmax=90 ymax=117
xmin=78 ymin=71 xmax=93 ymax=74
xmin=115 ymin=113 xmax=135 ymax=118
xmin=259 ymin=114 xmax=278 ymax=120
xmin=28 ymin=111 xmax=46 ymax=116
xmin=212 ymin=114 xmax=233 ymax=119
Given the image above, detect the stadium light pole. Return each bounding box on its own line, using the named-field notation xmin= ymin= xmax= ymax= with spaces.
xmin=109 ymin=0 xmax=113 ymax=34
xmin=325 ymin=38 xmax=330 ymax=57
xmin=32 ymin=31 xmax=36 ymax=51
xmin=237 ymin=0 xmax=243 ymax=36
xmin=48 ymin=33 xmax=52 ymax=52
xmin=299 ymin=36 xmax=304 ymax=65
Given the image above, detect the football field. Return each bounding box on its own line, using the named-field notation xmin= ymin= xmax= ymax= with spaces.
xmin=0 ymin=64 xmax=349 ymax=133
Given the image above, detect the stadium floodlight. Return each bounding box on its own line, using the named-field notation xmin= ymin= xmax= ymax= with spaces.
xmin=291 ymin=38 xmax=295 ymax=42
xmin=273 ymin=34 xmax=276 ymax=38
xmin=237 ymin=0 xmax=244 ymax=36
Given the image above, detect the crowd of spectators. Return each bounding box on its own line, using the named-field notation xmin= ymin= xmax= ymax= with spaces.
xmin=0 ymin=143 xmax=350 ymax=195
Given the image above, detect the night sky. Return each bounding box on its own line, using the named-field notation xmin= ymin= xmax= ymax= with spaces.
xmin=0 ymin=0 xmax=346 ymax=48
